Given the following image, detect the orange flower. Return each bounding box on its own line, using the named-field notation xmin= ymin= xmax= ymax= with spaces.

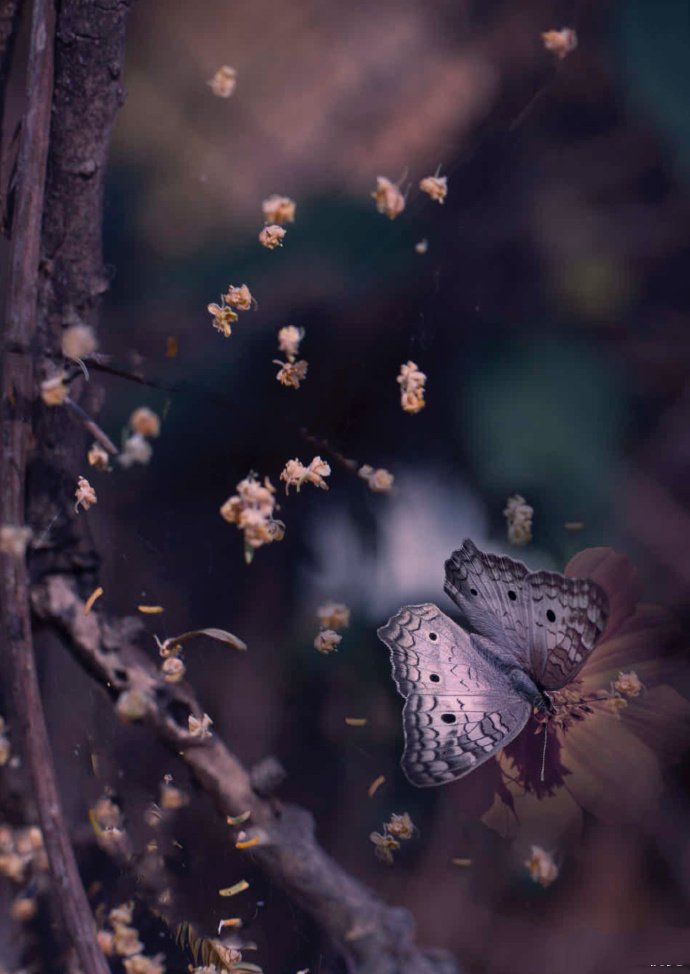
xmin=482 ymin=548 xmax=690 ymax=846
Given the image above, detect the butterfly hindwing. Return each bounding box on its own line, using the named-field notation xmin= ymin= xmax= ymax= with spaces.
xmin=377 ymin=603 xmax=531 ymax=787
xmin=401 ymin=692 xmax=531 ymax=787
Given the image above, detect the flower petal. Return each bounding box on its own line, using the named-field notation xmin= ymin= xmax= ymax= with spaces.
xmin=565 ymin=546 xmax=641 ymax=640
xmin=562 ymin=711 xmax=661 ymax=823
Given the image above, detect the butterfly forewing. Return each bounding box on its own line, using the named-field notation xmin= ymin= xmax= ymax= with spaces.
xmin=444 ymin=540 xmax=533 ymax=669
xmin=378 ymin=603 xmax=531 ymax=787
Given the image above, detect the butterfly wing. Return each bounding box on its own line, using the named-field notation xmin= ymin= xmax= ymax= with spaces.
xmin=523 ymin=568 xmax=608 ymax=689
xmin=377 ymin=603 xmax=531 ymax=787
xmin=444 ymin=539 xmax=609 ymax=690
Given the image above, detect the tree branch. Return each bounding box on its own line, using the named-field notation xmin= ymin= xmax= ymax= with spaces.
xmin=34 ymin=575 xmax=460 ymax=974
xmin=0 ymin=1 xmax=110 ymax=972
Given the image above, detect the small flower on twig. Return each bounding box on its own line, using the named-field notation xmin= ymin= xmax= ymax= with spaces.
xmin=62 ymin=324 xmax=97 ymax=361
xmin=358 ymin=465 xmax=394 ymax=493
xmin=161 ymin=657 xmax=186 ymax=684
xmin=224 ymin=284 xmax=255 ymax=311
xmin=208 ymin=65 xmax=237 ymax=97
xmin=415 ymin=239 xmax=428 ymax=254
xmin=541 ymin=28 xmax=577 ymax=60
xmin=419 ymin=173 xmax=447 ymax=204
xmin=274 ymin=359 xmax=308 ymax=389
xmin=118 ymin=434 xmax=153 ymax=469
xmin=262 ymin=194 xmax=296 ymax=225
xmin=129 ymin=407 xmax=161 ymax=438
xmin=371 ymin=176 xmax=405 ymax=220
xmin=525 ymin=845 xmax=559 ymax=887
xmin=259 ymin=224 xmax=286 ymax=249
xmin=88 ymin=442 xmax=111 ymax=471
xmin=41 ymin=373 xmax=69 ymax=406
xmin=397 ymin=361 xmax=426 ymax=414
xmin=220 ymin=473 xmax=285 ymax=561
xmin=369 ymin=831 xmax=400 ymax=865
xmin=277 ymin=325 xmax=304 ymax=362
xmin=385 ymin=812 xmax=415 ymax=840
xmin=612 ymin=671 xmax=643 ymax=698
xmin=188 ymin=713 xmax=213 ymax=739
xmin=316 ymin=602 xmax=350 ymax=631
xmin=74 ymin=476 xmax=97 ymax=513
xmin=280 ymin=456 xmax=330 ymax=493
xmin=208 ymin=298 xmax=238 ymax=338
xmin=314 ymin=629 xmax=342 ymax=654
xmin=504 ymin=494 xmax=533 ymax=546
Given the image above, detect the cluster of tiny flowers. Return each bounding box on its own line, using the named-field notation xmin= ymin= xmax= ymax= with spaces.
xmin=280 ymin=456 xmax=331 ymax=493
xmin=220 ymin=473 xmax=285 ymax=560
xmin=541 ymin=27 xmax=577 ymax=59
xmin=208 ymin=297 xmax=238 ymax=338
xmin=40 ymin=371 xmax=69 ymax=406
xmin=274 ymin=325 xmax=308 ymax=388
xmin=371 ymin=176 xmax=405 ymax=220
xmin=358 ymin=464 xmax=394 ymax=493
xmin=397 ymin=361 xmax=427 ymax=414
xmin=317 ymin=602 xmax=350 ymax=630
xmin=524 ymin=845 xmax=559 ymax=887
xmin=274 ymin=358 xmax=308 ymax=389
xmin=97 ymin=901 xmax=166 ymax=974
xmin=74 ymin=475 xmax=97 ymax=512
xmin=145 ymin=774 xmax=189 ymax=829
xmin=88 ymin=442 xmax=110 ymax=471
xmin=208 ymin=65 xmax=237 ymax=97
xmin=369 ymin=812 xmax=415 ymax=865
xmin=602 ymin=670 xmax=644 ymax=715
xmin=89 ymin=794 xmax=130 ymax=857
xmin=0 ymin=821 xmax=48 ymax=923
xmin=419 ymin=173 xmax=447 ymax=204
xmin=259 ymin=224 xmax=286 ymax=249
xmin=188 ymin=713 xmax=214 ymax=739
xmin=119 ymin=407 xmax=161 ymax=469
xmin=262 ymin=194 xmax=296 ymax=225
xmin=225 ymin=283 xmax=255 ymax=311
xmin=503 ymin=494 xmax=533 ymax=546
xmin=0 ymin=716 xmax=9 ymax=766
xmin=314 ymin=602 xmax=350 ymax=654
xmin=314 ymin=629 xmax=341 ymax=654
xmin=62 ymin=323 xmax=98 ymax=361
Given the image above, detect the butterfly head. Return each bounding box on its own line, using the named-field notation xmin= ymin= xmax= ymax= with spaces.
xmin=535 ymin=690 xmax=556 ymax=716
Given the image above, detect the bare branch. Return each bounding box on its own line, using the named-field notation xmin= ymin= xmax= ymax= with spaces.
xmin=34 ymin=575 xmax=460 ymax=974
xmin=0 ymin=1 xmax=110 ymax=972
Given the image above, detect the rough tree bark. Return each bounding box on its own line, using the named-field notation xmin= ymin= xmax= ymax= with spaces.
xmin=1 ymin=1 xmax=463 ymax=972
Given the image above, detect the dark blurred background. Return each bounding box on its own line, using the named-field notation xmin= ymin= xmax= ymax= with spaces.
xmin=7 ymin=0 xmax=690 ymax=971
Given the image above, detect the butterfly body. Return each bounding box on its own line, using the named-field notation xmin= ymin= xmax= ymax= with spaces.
xmin=377 ymin=539 xmax=608 ymax=787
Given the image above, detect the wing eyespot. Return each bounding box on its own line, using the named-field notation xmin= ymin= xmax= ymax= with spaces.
xmin=441 ymin=713 xmax=456 ymax=724
xmin=429 ymin=673 xmax=440 ymax=683
xmin=546 ymin=609 xmax=556 ymax=622
xmin=508 ymin=590 xmax=517 ymax=601
xmin=428 ymin=632 xmax=438 ymax=641
xmin=469 ymin=587 xmax=478 ymax=596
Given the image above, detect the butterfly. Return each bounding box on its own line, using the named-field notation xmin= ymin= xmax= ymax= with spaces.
xmin=377 ymin=539 xmax=609 ymax=787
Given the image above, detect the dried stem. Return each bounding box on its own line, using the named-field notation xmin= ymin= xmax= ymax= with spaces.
xmin=34 ymin=576 xmax=459 ymax=974
xmin=0 ymin=1 xmax=110 ymax=973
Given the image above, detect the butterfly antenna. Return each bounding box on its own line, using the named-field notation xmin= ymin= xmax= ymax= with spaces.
xmin=540 ymin=722 xmax=548 ymax=783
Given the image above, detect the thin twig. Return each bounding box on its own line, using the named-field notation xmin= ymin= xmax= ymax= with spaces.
xmin=64 ymin=396 xmax=118 ymax=455
xmin=34 ymin=575 xmax=460 ymax=974
xmin=0 ymin=1 xmax=110 ymax=972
